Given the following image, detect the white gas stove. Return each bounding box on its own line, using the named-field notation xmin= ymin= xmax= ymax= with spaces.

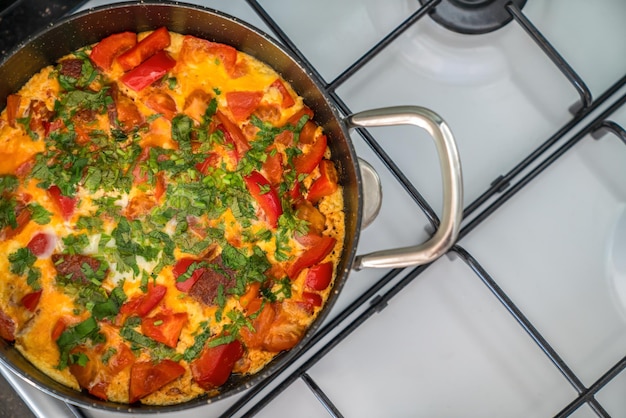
xmin=3 ymin=0 xmax=626 ymax=416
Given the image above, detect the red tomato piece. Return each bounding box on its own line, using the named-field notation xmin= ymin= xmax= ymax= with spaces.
xmin=121 ymin=50 xmax=176 ymax=92
xmin=293 ymin=134 xmax=327 ymax=175
xmin=107 ymin=343 xmax=135 ymax=375
xmin=239 ymin=282 xmax=261 ymax=309
xmin=271 ymin=79 xmax=295 ymax=108
xmin=178 ymin=36 xmax=239 ymax=76
xmin=47 ymin=185 xmax=76 ymax=221
xmin=15 ymin=159 xmax=35 ymax=179
xmin=261 ymin=302 xmax=307 ymax=352
xmin=306 ymin=159 xmax=339 ymax=203
xmin=286 ymin=180 xmax=303 ymax=203
xmin=111 ymin=88 xmax=145 ymax=133
xmin=119 ymin=283 xmax=167 ymax=318
xmin=243 ymin=171 xmax=283 ymax=229
xmin=239 ymin=299 xmax=275 ymax=349
xmin=141 ymin=312 xmax=188 ymax=348
xmin=27 ymin=232 xmax=56 ymax=257
xmin=90 ymin=31 xmax=137 ymax=70
xmin=2 ymin=207 xmax=31 ymax=239
xmin=20 ymin=290 xmax=43 ymax=312
xmin=51 ymin=316 xmax=71 ymax=341
xmin=295 ymin=200 xmax=325 ymax=235
xmin=6 ymin=94 xmax=20 ymax=128
xmin=287 ymin=235 xmax=336 ymax=279
xmin=172 ymin=258 xmax=206 ymax=292
xmin=129 ymin=359 xmax=185 ymax=403
xmin=0 ymin=308 xmax=16 ymax=341
xmin=116 ymin=27 xmax=170 ymax=72
xmin=226 ymin=91 xmax=263 ymax=121
xmin=304 ymin=262 xmax=333 ymax=291
xmin=195 ymin=153 xmax=220 ymax=175
xmin=69 ymin=342 xmax=136 ymax=401
xmin=286 ymin=106 xmax=314 ymax=127
xmin=299 ymin=291 xmax=323 ymax=313
xmin=145 ymin=91 xmax=177 ymax=120
xmin=298 ymin=121 xmax=318 ymax=145
xmin=131 ymin=146 xmax=151 ymax=184
xmin=68 ymin=347 xmax=106 ymax=399
xmin=216 ymin=111 xmax=250 ymax=156
xmin=190 ymin=340 xmax=243 ymax=390
xmin=261 ymin=145 xmax=283 ymax=185
xmin=154 ymin=171 xmax=167 ymax=201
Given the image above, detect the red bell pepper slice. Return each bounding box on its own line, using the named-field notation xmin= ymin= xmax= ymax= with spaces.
xmin=48 ymin=185 xmax=76 ymax=221
xmin=141 ymin=312 xmax=188 ymax=348
xmin=190 ymin=340 xmax=243 ymax=390
xmin=6 ymin=94 xmax=21 ymax=128
xmin=216 ymin=111 xmax=250 ymax=156
xmin=129 ymin=359 xmax=185 ymax=403
xmin=293 ymin=134 xmax=327 ymax=175
xmin=287 ymin=234 xmax=336 ymax=279
xmin=20 ymin=290 xmax=42 ymax=312
xmin=306 ymin=159 xmax=339 ymax=203
xmin=90 ymin=31 xmax=137 ymax=70
xmin=121 ymin=50 xmax=176 ymax=92
xmin=304 ymin=262 xmax=333 ymax=291
xmin=119 ymin=283 xmax=167 ymax=318
xmin=172 ymin=258 xmax=206 ymax=292
xmin=226 ymin=90 xmax=263 ymax=121
xmin=116 ymin=27 xmax=170 ymax=72
xmin=244 ymin=171 xmax=283 ymax=229
xmin=0 ymin=308 xmax=15 ymax=341
xmin=271 ymin=79 xmax=295 ymax=108
xmin=27 ymin=232 xmax=56 ymax=257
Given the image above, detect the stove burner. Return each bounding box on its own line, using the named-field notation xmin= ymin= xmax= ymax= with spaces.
xmin=419 ymin=0 xmax=527 ymax=34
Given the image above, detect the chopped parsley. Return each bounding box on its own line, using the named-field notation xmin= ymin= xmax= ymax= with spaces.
xmin=8 ymin=247 xmax=41 ymax=290
xmin=27 ymin=203 xmax=52 ymax=225
xmin=56 ymin=316 xmax=103 ymax=369
xmin=120 ymin=319 xmax=180 ymax=361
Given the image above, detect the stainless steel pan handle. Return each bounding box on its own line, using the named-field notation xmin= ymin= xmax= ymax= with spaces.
xmin=345 ymin=106 xmax=463 ymax=270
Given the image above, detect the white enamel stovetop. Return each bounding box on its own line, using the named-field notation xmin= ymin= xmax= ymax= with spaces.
xmin=3 ymin=0 xmax=626 ymax=417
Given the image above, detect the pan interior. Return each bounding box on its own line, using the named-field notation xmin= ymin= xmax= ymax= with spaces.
xmin=0 ymin=1 xmax=362 ymax=413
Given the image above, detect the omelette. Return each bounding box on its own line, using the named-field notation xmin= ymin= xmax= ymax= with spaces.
xmin=0 ymin=28 xmax=344 ymax=405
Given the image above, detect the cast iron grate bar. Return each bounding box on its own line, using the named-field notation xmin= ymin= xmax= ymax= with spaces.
xmin=506 ymin=1 xmax=592 ymax=115
xmin=452 ymin=247 xmax=610 ymax=416
xmin=555 ymin=354 xmax=626 ymax=417
xmin=301 ymin=372 xmax=344 ymax=418
xmin=459 ymin=89 xmax=626 ymax=241
xmin=593 ymin=120 xmax=626 ymax=145
xmin=327 ymin=0 xmax=441 ymax=91
xmin=463 ymin=73 xmax=626 ymax=220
